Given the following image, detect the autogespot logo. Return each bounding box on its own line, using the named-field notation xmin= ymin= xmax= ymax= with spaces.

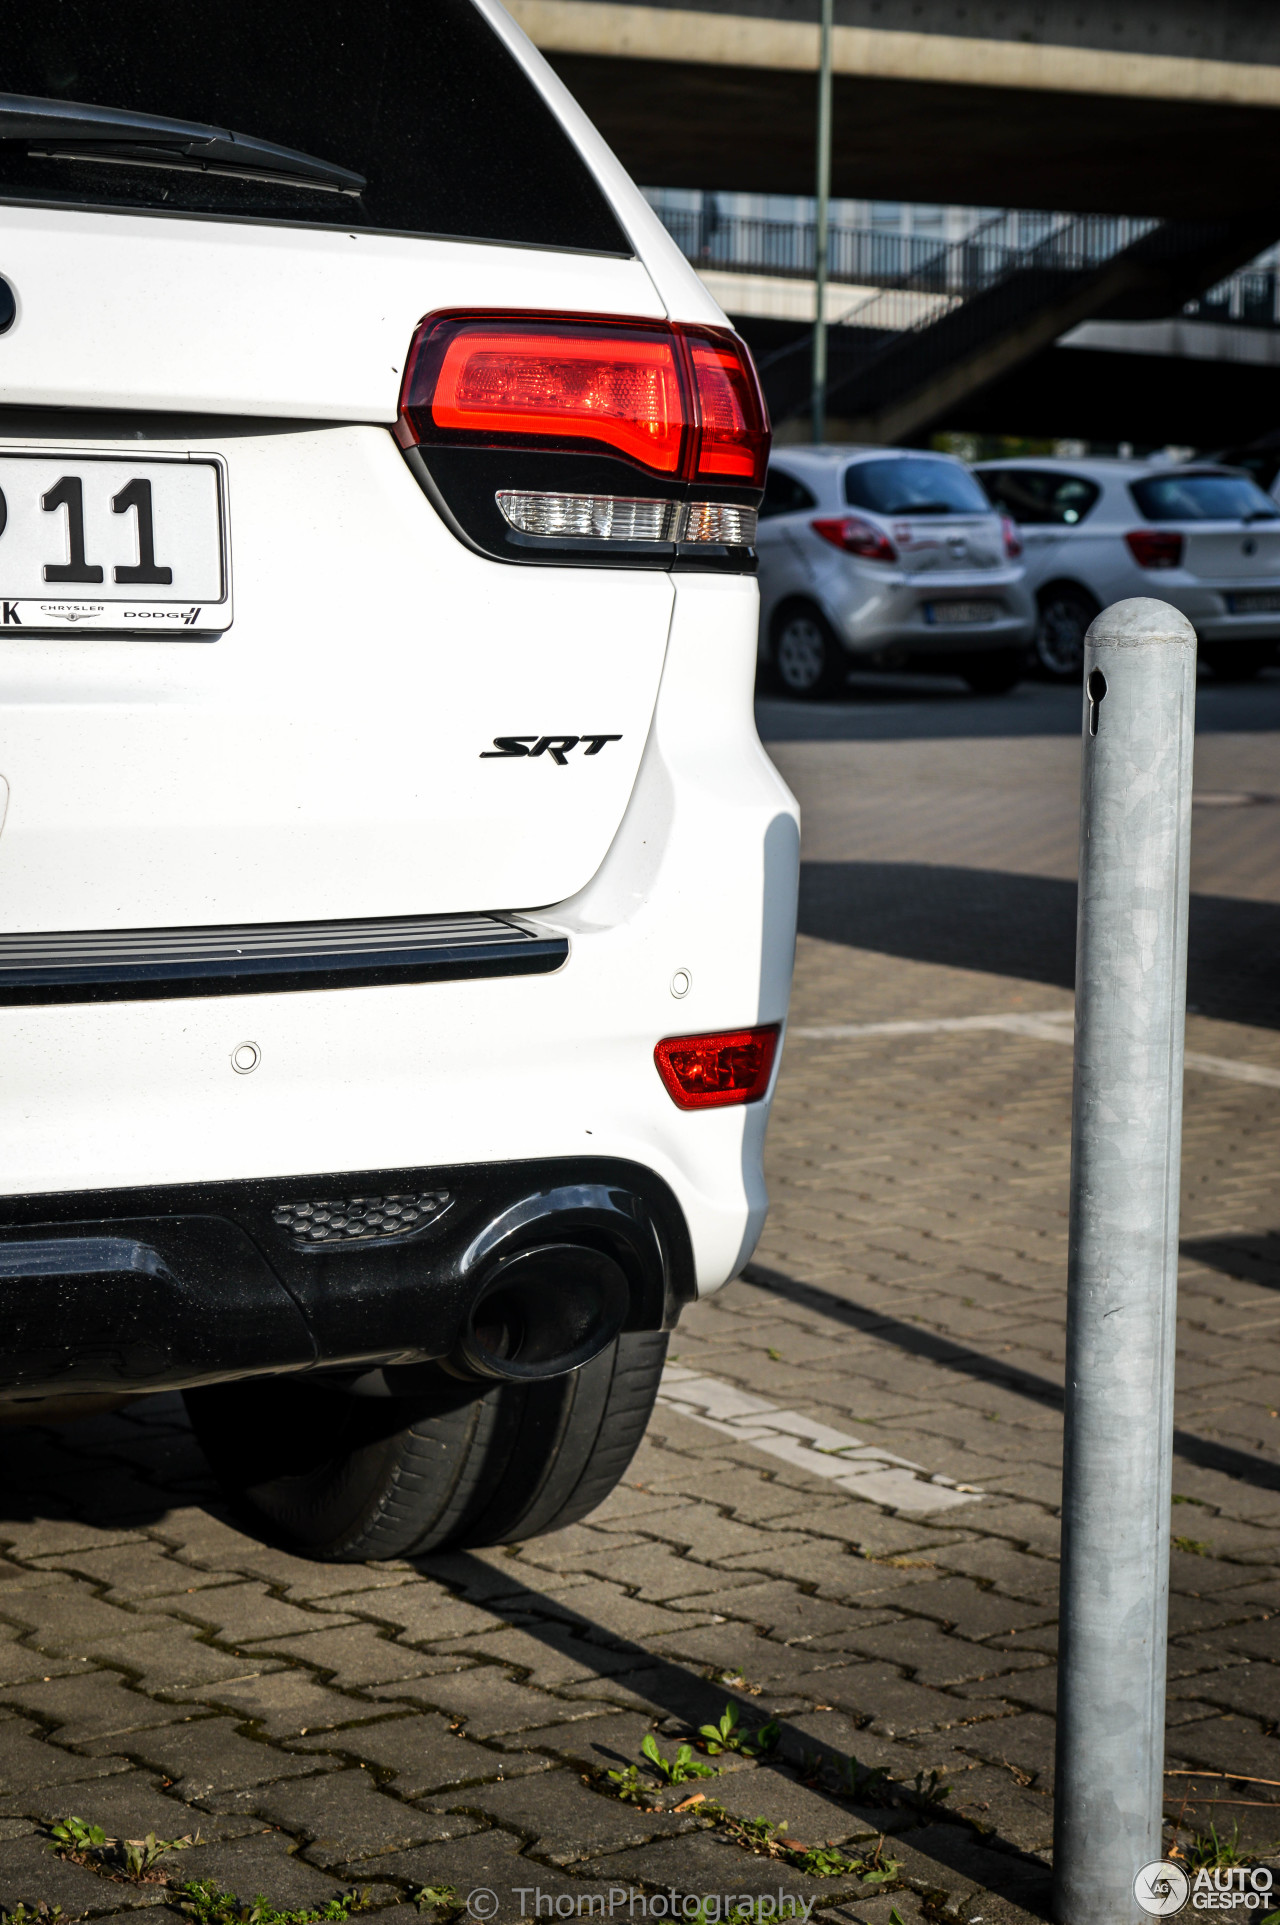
xmin=1136 ymin=1864 xmax=1192 ymax=1917
xmin=1136 ymin=1860 xmax=1278 ymax=1914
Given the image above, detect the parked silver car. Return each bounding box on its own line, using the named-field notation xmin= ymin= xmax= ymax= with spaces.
xmin=757 ymin=447 xmax=1035 ymax=697
xmin=975 ymin=457 xmax=1280 ymax=681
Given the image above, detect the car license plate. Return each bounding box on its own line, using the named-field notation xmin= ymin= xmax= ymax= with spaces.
xmin=0 ymin=450 xmax=230 ymax=634
xmin=925 ymin=600 xmax=1000 ymax=625
xmin=1226 ymin=590 xmax=1280 ymax=614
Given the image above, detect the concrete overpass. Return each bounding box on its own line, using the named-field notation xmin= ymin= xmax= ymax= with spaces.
xmin=507 ymin=0 xmax=1280 ymax=218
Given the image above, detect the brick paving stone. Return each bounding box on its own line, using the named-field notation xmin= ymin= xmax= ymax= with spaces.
xmin=112 ymin=1717 xmax=326 ymax=1798
xmin=0 ymin=1672 xmax=193 ymax=1745
xmin=803 ymin=1622 xmax=1044 ymax=1689
xmin=449 ymin=1769 xmax=695 ymax=1864
xmin=248 ymin=1625 xmax=475 ymax=1690
xmin=40 ymin=1545 xmax=231 ymax=1601
xmin=170 ymin=1671 xmax=395 ymax=1738
xmin=249 ymin=1767 xmax=457 ymax=1866
xmin=430 ymin=1625 xmax=664 ymax=1689
xmin=18 ymin=1767 xmax=255 ymax=1840
xmin=293 ymin=1712 xmax=544 ymax=1795
xmin=566 ymin=1548 xmax=769 ymax=1604
xmin=0 ymin=1832 xmax=136 ymax=1915
xmin=0 ymin=1718 xmax=131 ymax=1794
xmin=369 ymin=1672 xmax=600 ymax=1740
xmin=168 ymin=1829 xmax=354 ymax=1908
xmin=76 ymin=1624 xmax=283 ymax=1696
xmin=0 ymin=1590 xmax=159 ymax=1656
xmin=146 ymin=1582 xmax=353 ymax=1645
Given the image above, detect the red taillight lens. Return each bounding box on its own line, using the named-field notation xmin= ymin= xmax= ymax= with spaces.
xmin=686 ymin=332 xmax=770 ymax=483
xmin=397 ymin=313 xmax=770 ymax=487
xmin=1001 ymin=514 xmax=1023 ymax=559
xmin=654 ymin=1024 xmax=781 ymax=1110
xmin=812 ymin=515 xmax=898 ymax=562
xmin=1126 ymin=529 xmax=1184 ymax=569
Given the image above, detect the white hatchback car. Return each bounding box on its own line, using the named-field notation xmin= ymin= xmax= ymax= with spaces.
xmin=0 ymin=2 xmax=797 ymax=1559
xmin=975 ymin=457 xmax=1280 ymax=681
xmin=756 ymin=446 xmax=1035 ymax=697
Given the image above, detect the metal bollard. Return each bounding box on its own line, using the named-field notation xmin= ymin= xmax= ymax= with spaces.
xmin=1053 ymin=599 xmax=1197 ymax=1924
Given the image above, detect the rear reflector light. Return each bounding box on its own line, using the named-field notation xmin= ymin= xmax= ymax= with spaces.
xmin=497 ymin=490 xmax=757 ymax=545
xmin=1001 ymin=514 xmax=1023 ymax=559
xmin=812 ymin=515 xmax=898 ymax=562
xmin=654 ymin=1024 xmax=781 ymax=1109
xmin=398 ymin=313 xmax=770 ymax=487
xmin=1126 ymin=529 xmax=1184 ymax=569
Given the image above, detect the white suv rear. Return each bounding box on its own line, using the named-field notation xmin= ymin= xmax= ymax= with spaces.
xmin=0 ymin=0 xmax=797 ymax=1558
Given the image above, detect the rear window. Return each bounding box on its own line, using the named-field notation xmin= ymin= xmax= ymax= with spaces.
xmin=1129 ymin=471 xmax=1279 ymax=522
xmin=979 ymin=468 xmax=1100 ymax=526
xmin=844 ymin=456 xmax=989 ymax=516
xmin=0 ymin=0 xmax=629 ymax=253
xmin=761 ymin=467 xmax=818 ymax=519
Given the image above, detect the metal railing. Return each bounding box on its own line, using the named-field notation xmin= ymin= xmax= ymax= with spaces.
xmin=653 ymin=203 xmax=1280 ymax=330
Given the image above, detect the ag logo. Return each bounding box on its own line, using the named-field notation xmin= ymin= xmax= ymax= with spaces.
xmin=481 ymin=734 xmax=621 ymax=767
xmin=1134 ymin=1861 xmax=1190 ymax=1916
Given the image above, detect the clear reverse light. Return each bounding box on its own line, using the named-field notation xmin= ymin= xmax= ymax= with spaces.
xmin=496 ymin=491 xmax=757 ymax=545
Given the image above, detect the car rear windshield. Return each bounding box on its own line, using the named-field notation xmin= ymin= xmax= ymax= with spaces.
xmin=845 ymin=456 xmax=990 ymax=516
xmin=0 ymin=0 xmax=629 ymax=253
xmin=979 ymin=468 xmax=1100 ymax=526
xmin=1129 ymin=472 xmax=1279 ymax=522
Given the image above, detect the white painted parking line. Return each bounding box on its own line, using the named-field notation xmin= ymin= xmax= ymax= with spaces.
xmin=790 ymin=1011 xmax=1280 ymax=1089
xmin=656 ymin=1365 xmax=984 ymax=1514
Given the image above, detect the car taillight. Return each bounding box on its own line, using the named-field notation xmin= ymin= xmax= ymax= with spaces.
xmin=397 ymin=312 xmax=770 ymax=488
xmin=811 ymin=515 xmax=898 ymax=562
xmin=654 ymin=1025 xmax=781 ymax=1110
xmin=1001 ymin=515 xmax=1023 ymax=559
xmin=1126 ymin=529 xmax=1184 ymax=569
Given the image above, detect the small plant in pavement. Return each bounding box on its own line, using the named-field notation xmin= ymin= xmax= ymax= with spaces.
xmin=606 ymin=1735 xmax=719 ymax=1804
xmin=178 ymin=1878 xmax=373 ymax=1925
xmin=48 ymin=1817 xmax=200 ymax=1882
xmin=699 ymin=1703 xmax=781 ymax=1757
xmin=700 ymin=1805 xmax=901 ymax=1883
xmin=412 ymin=1887 xmax=460 ymax=1917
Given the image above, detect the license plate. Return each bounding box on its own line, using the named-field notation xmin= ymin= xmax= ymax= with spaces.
xmin=0 ymin=450 xmax=230 ymax=635
xmin=925 ymin=600 xmax=1000 ymax=625
xmin=1226 ymin=590 xmax=1280 ymax=614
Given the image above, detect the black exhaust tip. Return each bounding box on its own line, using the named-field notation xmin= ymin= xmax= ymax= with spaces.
xmin=456 ymin=1243 xmax=629 ymax=1382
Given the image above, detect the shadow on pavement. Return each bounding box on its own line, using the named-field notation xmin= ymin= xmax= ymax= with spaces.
xmin=425 ymin=1551 xmax=1055 ymax=1918
xmin=798 ymin=861 xmax=1280 ymax=1030
xmin=755 ymin=667 xmax=1280 ymax=744
xmin=740 ymin=1264 xmax=1280 ymax=1496
xmin=1181 ymin=1231 xmax=1280 ymax=1291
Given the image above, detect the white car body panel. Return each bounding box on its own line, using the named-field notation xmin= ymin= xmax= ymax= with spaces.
xmin=0 ymin=0 xmax=795 ymax=1322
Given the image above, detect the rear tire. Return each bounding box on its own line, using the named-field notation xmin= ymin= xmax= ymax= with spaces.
xmin=962 ymin=650 xmax=1023 ymax=695
xmin=771 ymin=605 xmax=847 ymax=699
xmin=1034 ymin=586 xmax=1098 ymax=681
xmin=185 ymin=1331 xmax=668 ymax=1560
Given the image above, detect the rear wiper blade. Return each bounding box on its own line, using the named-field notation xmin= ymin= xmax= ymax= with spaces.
xmin=0 ymin=92 xmax=364 ymax=196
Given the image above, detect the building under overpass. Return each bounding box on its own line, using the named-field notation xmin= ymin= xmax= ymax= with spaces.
xmin=506 ymin=0 xmax=1280 ymax=441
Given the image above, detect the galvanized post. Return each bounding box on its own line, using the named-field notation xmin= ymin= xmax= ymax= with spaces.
xmin=810 ymin=0 xmax=833 ymax=443
xmin=1054 ymin=598 xmax=1197 ymax=1923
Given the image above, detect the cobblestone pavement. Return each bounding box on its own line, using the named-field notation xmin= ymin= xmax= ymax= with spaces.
xmin=0 ymin=681 xmax=1277 ymax=1925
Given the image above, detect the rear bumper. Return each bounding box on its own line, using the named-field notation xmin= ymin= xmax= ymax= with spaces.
xmin=0 ymin=1157 xmax=690 ymax=1406
xmin=827 ymin=572 xmax=1035 ymax=658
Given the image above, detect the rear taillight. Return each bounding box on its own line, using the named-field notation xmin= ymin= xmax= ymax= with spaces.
xmin=811 ymin=515 xmax=898 ymax=563
xmin=397 ymin=312 xmax=770 ymax=489
xmin=1126 ymin=529 xmax=1184 ymax=569
xmin=654 ymin=1025 xmax=781 ymax=1110
xmin=1001 ymin=514 xmax=1023 ymax=559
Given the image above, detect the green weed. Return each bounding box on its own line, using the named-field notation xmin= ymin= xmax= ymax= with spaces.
xmin=48 ymin=1816 xmax=199 ymax=1881
xmin=1184 ymin=1821 xmax=1248 ymax=1872
xmin=698 ymin=1703 xmax=780 ymax=1758
xmin=701 ymin=1805 xmax=900 ymax=1883
xmin=412 ymin=1887 xmax=459 ymax=1916
xmin=178 ymin=1877 xmax=373 ymax=1925
xmin=1172 ymin=1536 xmax=1211 ymax=1557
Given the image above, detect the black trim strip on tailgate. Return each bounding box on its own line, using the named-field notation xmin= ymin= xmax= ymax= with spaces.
xmin=0 ymin=912 xmax=568 ymax=1005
